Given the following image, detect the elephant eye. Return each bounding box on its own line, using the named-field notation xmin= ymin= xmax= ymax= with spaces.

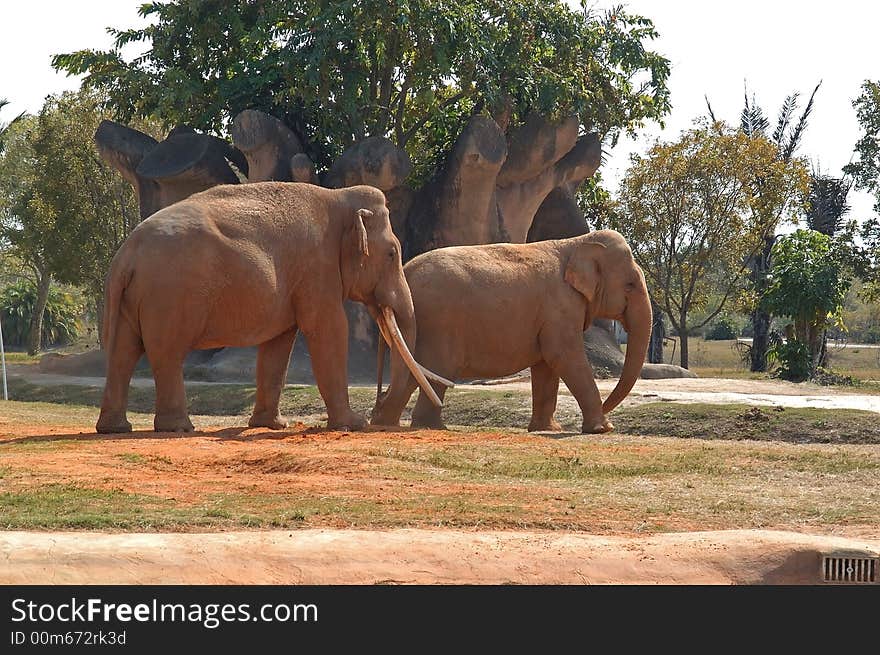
xmin=389 ymin=247 xmax=397 ymax=259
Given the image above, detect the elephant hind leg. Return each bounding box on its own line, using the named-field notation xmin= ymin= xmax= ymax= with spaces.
xmin=150 ymin=351 xmax=193 ymax=433
xmin=96 ymin=319 xmax=144 ymax=434
xmin=528 ymin=360 xmax=563 ymax=432
xmin=249 ymin=327 xmax=297 ymax=430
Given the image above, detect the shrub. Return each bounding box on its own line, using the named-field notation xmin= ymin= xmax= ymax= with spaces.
xmin=767 ymin=338 xmax=811 ymax=382
xmin=705 ymin=316 xmax=739 ymax=340
xmin=0 ymin=281 xmax=82 ymax=348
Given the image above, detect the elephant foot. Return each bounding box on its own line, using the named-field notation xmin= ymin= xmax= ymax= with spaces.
xmin=528 ymin=418 xmax=563 ymax=432
xmin=249 ymin=412 xmax=289 ymax=430
xmin=96 ymin=412 xmax=132 ymax=434
xmin=154 ymin=414 xmax=195 ymax=433
xmin=411 ymin=416 xmax=447 ymax=431
xmin=581 ymin=416 xmax=614 ymax=434
xmin=370 ymin=415 xmax=401 ymax=428
xmin=327 ymin=411 xmax=367 ymax=432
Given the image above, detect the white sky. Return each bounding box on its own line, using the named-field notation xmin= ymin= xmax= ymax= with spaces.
xmin=0 ymin=0 xmax=877 ymax=219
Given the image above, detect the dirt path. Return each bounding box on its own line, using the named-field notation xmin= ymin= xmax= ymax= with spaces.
xmin=1 ymin=528 xmax=877 ymax=584
xmin=8 ymin=365 xmax=880 ymax=413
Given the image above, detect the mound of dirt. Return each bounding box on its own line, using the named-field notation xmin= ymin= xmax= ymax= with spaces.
xmin=1 ymin=529 xmax=875 ymax=585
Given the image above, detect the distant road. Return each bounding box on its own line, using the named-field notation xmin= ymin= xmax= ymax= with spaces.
xmin=736 ymin=338 xmax=880 ymax=349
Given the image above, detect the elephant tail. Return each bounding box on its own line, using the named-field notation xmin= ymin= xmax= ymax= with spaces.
xmin=376 ymin=332 xmax=387 ymax=401
xmin=101 ymin=258 xmax=133 ymax=359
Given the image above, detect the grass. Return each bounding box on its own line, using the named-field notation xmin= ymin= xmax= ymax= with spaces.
xmin=2 ymin=430 xmax=879 ymax=532
xmin=5 ymin=377 xmax=880 ymax=443
xmin=649 ymin=337 xmax=880 ymax=385
xmin=2 ymin=388 xmax=880 ymax=532
xmin=612 ymin=403 xmax=880 ymax=445
xmin=0 ymin=352 xmax=39 ymax=364
xmin=3 ymin=365 xmax=880 ymax=533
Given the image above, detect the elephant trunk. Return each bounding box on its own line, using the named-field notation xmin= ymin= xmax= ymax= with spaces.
xmin=602 ymin=291 xmax=652 ymax=414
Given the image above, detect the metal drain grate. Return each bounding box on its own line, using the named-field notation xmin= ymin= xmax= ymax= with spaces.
xmin=822 ymin=556 xmax=878 ymax=583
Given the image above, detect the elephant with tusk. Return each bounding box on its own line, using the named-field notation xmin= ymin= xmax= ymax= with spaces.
xmin=371 ymin=230 xmax=651 ymax=433
xmin=96 ymin=182 xmax=446 ymax=434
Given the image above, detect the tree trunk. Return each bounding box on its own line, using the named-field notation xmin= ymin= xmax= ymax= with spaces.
xmin=749 ymin=308 xmax=771 ymax=372
xmin=818 ymin=330 xmax=829 ymax=369
xmin=27 ymin=273 xmax=52 ymax=356
xmin=679 ymin=314 xmax=690 ymax=369
xmin=807 ymin=320 xmax=823 ymax=378
xmin=648 ymin=299 xmax=665 ymax=364
xmin=96 ymin=296 xmax=105 ymax=349
xmin=749 ymin=236 xmax=775 ymax=372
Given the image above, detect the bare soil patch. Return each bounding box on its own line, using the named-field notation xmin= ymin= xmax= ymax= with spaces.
xmin=3 ymin=528 xmax=877 ymax=584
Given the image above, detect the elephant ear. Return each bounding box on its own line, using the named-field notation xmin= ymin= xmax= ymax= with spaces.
xmin=354 ymin=209 xmax=372 ymax=258
xmin=564 ymin=241 xmax=606 ymax=304
xmin=341 ymin=208 xmax=373 ymax=299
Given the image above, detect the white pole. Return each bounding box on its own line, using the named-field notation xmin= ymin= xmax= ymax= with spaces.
xmin=0 ymin=314 xmax=7 ymax=401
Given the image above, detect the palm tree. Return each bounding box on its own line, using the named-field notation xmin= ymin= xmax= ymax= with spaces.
xmin=805 ymin=169 xmax=851 ymax=236
xmin=707 ymin=82 xmax=821 ymax=372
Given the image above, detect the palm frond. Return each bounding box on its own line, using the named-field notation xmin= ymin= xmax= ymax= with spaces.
xmin=772 ymin=93 xmax=798 ymax=147
xmin=739 ymin=84 xmax=769 ymax=137
xmin=782 ymin=80 xmax=821 ymax=160
xmin=805 ymin=171 xmax=850 ymax=236
xmin=705 ymin=94 xmax=717 ymax=123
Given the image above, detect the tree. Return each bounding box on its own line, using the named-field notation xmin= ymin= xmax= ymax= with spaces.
xmin=616 ymin=122 xmax=809 ymax=369
xmin=0 ymin=281 xmax=82 ymax=349
xmin=0 ymin=97 xmax=25 ymax=154
xmin=805 ymin=171 xmax=851 ymax=236
xmin=842 ymin=81 xmax=880 ymax=303
xmin=53 ymin=1 xmax=671 ymax=175
xmin=803 ymin=169 xmax=852 ymax=366
xmin=762 ymin=229 xmax=852 ymax=379
xmin=707 ymin=82 xmax=820 ymax=372
xmin=844 ymin=80 xmax=880 ymax=214
xmin=0 ymin=90 xmax=142 ymax=354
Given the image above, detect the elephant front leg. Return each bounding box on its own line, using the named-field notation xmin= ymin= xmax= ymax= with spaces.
xmin=249 ymin=327 xmax=297 ymax=430
xmin=410 ymin=381 xmax=449 ymax=429
xmin=541 ymin=331 xmax=613 ymax=434
xmin=528 ymin=361 xmax=563 ymax=432
xmin=302 ymin=306 xmax=366 ymax=431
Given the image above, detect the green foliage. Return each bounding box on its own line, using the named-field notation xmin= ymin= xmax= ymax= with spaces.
xmin=705 ymin=316 xmax=739 ymax=341
xmin=52 ymin=0 xmax=671 ymax=172
xmin=0 ymin=90 xmax=143 ymax=306
xmin=762 ymin=230 xmax=851 ymax=328
xmin=576 ymin=172 xmax=619 ymax=231
xmin=844 ymin=80 xmax=880 ymax=214
xmin=0 ymin=281 xmax=82 ymax=348
xmin=0 ymin=97 xmax=26 ymax=154
xmin=762 ymin=229 xmax=853 ymax=377
xmin=857 ymin=217 xmax=880 ymax=302
xmin=767 ymin=338 xmax=811 ymax=382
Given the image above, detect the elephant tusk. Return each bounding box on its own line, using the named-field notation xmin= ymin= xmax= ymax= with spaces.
xmin=381 ymin=307 xmax=444 ymax=408
xmin=419 ymin=365 xmax=454 ymax=389
xmin=377 ymin=316 xmax=393 ymax=349
xmin=377 ymin=313 xmax=453 ymax=389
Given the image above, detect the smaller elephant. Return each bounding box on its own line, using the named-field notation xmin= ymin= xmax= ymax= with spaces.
xmin=370 ymin=230 xmax=652 ymax=433
xmin=97 ymin=182 xmax=449 ymax=434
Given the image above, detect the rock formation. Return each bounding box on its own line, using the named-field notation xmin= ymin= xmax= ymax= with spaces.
xmin=80 ymin=109 xmax=693 ymax=384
